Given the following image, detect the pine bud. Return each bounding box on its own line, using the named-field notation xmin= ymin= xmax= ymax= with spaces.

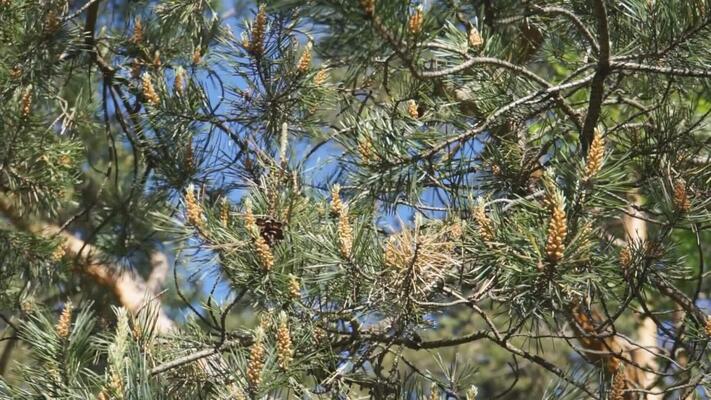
xmin=20 ymin=87 xmax=32 ymax=118
xmin=56 ymin=301 xmax=73 ymax=338
xmin=610 ymin=368 xmax=625 ymax=400
xmin=473 ymin=203 xmax=494 ymax=243
xmin=571 ymin=306 xmax=596 ymax=348
xmin=337 ymin=207 xmax=353 ymax=258
xmin=408 ymin=6 xmax=424 ymax=34
xmin=9 ymin=65 xmax=22 ymax=80
xmin=184 ymin=185 xmax=203 ymax=227
xmin=290 ymin=171 xmax=300 ymax=195
xmin=330 ymin=184 xmax=343 ymax=216
xmin=358 ymin=138 xmax=373 ymax=162
xmin=407 ymin=99 xmax=419 ymax=119
xmin=258 ymin=311 xmax=272 ymax=332
xmin=288 ymin=274 xmax=301 ymax=299
xmin=230 ymin=387 xmax=247 ymax=400
xmin=359 ymin=0 xmax=375 ymax=17
xmin=220 ymin=197 xmax=230 ymax=226
xmin=174 ymin=66 xmax=185 ymax=96
xmin=430 ymin=383 xmax=439 ymax=400
xmin=465 ymin=386 xmax=478 ymax=400
xmin=51 ymin=243 xmax=65 ymax=262
xmin=20 ymin=299 xmax=34 ymax=313
xmin=192 ymin=48 xmax=202 ymax=65
xmin=58 ymin=154 xmax=72 ymax=167
xmin=275 ymin=313 xmax=294 ymax=369
xmin=705 ymin=316 xmax=711 ymax=337
xmin=241 ymin=32 xmax=251 ymax=51
xmin=141 ymin=73 xmax=160 ymax=105
xmin=673 ymin=179 xmax=690 ymax=213
xmin=96 ymin=390 xmax=108 ymax=400
xmin=45 ymin=10 xmax=61 ymax=34
xmin=131 ymin=17 xmax=143 ymax=45
xmin=545 ymin=191 xmax=567 ymax=263
xmin=330 ymin=185 xmax=352 ymax=257
xmin=247 ymin=328 xmax=266 ymax=391
xmin=249 ymin=5 xmax=267 ymax=56
xmin=619 ymin=246 xmax=632 ymax=271
xmin=244 ymin=198 xmax=257 ymax=232
xmin=152 ymin=50 xmax=161 ymax=69
xmin=314 ymin=68 xmax=329 ymax=86
xmin=491 ymin=163 xmax=501 ymax=176
xmin=230 ymin=385 xmax=247 ymax=400
xmin=109 ymin=371 xmax=124 ymax=398
xmin=297 ymin=42 xmax=312 ymax=73
xmin=583 ymin=128 xmax=605 ymax=180
xmin=468 ymin=26 xmax=483 ymax=48
xmin=254 ymin=234 xmax=275 ymax=271
xmin=243 ymin=199 xmax=274 ymax=272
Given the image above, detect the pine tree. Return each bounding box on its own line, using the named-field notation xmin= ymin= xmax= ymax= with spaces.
xmin=1 ymin=0 xmax=710 ymax=399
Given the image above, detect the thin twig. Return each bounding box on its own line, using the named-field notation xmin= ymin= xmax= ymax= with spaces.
xmin=149 ymin=337 xmax=251 ymax=376
xmin=611 ymin=61 xmax=711 ymax=79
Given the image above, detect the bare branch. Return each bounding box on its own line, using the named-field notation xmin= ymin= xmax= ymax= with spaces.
xmin=580 ymin=0 xmax=611 ymax=155
xmin=611 ymin=61 xmax=711 ymax=79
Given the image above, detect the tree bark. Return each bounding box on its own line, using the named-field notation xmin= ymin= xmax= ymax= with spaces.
xmin=623 ymin=190 xmax=662 ymax=400
xmin=0 ymin=196 xmax=174 ymax=334
xmin=570 ymin=190 xmax=662 ymax=399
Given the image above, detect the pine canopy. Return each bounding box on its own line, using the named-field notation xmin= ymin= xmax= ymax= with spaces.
xmin=0 ymin=0 xmax=710 ymax=399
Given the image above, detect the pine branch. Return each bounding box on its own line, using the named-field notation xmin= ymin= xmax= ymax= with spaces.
xmin=531 ymin=5 xmax=600 ymax=55
xmin=611 ymin=61 xmax=711 ymax=79
xmin=149 ymin=336 xmax=252 ymax=376
xmin=0 ymin=196 xmax=242 ymax=390
xmin=82 ymin=0 xmax=101 ymax=44
xmin=0 ymin=196 xmax=175 ymax=334
xmin=419 ymin=51 xmax=583 ymax=129
xmin=580 ymin=0 xmax=611 ymax=156
xmin=400 ymin=73 xmax=596 ymax=165
xmin=487 ymin=333 xmax=600 ymax=399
